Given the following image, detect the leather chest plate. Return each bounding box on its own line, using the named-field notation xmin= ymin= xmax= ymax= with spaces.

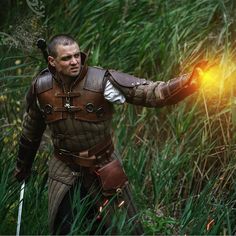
xmin=36 ymin=67 xmax=113 ymax=123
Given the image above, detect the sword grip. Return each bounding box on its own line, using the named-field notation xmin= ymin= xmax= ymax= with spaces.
xmin=37 ymin=38 xmax=48 ymax=63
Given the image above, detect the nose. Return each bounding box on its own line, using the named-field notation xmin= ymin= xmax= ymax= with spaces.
xmin=70 ymin=56 xmax=78 ymax=65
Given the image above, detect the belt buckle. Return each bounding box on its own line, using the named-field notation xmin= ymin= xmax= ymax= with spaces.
xmin=79 ymin=150 xmax=89 ymax=158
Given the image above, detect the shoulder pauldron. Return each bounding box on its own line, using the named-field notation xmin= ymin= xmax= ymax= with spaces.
xmin=35 ymin=69 xmax=53 ymax=94
xmin=84 ymin=67 xmax=107 ymax=92
xmin=108 ymin=70 xmax=148 ymax=88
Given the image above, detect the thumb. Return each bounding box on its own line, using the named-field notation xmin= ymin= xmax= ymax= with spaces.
xmin=196 ymin=67 xmax=204 ymax=78
xmin=190 ymin=67 xmax=204 ymax=86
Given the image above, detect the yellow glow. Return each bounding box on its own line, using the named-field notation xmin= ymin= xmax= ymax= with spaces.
xmin=197 ymin=58 xmax=236 ymax=96
xmin=201 ymin=65 xmax=220 ymax=88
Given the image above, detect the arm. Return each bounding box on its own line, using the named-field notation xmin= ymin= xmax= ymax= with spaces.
xmin=14 ymin=82 xmax=46 ymax=182
xmin=104 ymin=69 xmax=200 ymax=108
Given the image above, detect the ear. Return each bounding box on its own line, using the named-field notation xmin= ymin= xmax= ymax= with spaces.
xmin=48 ymin=56 xmax=56 ymax=67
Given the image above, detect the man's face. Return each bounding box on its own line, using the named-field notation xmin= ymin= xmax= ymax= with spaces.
xmin=48 ymin=43 xmax=81 ymax=78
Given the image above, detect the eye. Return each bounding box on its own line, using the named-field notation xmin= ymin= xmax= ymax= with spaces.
xmin=61 ymin=56 xmax=71 ymax=61
xmin=74 ymin=53 xmax=80 ymax=58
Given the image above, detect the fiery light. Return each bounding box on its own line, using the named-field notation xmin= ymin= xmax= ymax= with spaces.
xmin=201 ymin=65 xmax=220 ymax=86
xmin=196 ymin=58 xmax=236 ymax=96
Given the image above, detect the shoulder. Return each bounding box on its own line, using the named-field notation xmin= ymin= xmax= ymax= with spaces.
xmin=107 ymin=69 xmax=149 ymax=88
xmin=25 ymin=68 xmax=52 ymax=112
xmin=33 ymin=68 xmax=53 ymax=94
xmin=86 ymin=66 xmax=107 ymax=80
xmin=84 ymin=66 xmax=107 ymax=92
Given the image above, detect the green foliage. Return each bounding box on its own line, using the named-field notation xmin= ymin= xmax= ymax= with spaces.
xmin=1 ymin=0 xmax=236 ymax=235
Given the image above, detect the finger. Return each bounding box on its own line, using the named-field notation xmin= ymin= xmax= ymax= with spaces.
xmin=196 ymin=67 xmax=204 ymax=77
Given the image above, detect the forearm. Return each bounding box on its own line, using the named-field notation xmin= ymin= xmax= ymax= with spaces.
xmin=129 ymin=73 xmax=197 ymax=107
xmin=16 ymin=134 xmax=41 ymax=172
xmin=18 ymin=110 xmax=46 ymax=163
xmin=157 ymin=74 xmax=197 ymax=106
xmin=15 ymin=108 xmax=46 ymax=181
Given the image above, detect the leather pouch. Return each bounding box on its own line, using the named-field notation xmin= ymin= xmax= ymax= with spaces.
xmin=96 ymin=159 xmax=128 ymax=195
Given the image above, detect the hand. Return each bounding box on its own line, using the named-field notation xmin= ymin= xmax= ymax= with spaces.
xmin=189 ymin=60 xmax=209 ymax=87
xmin=14 ymin=167 xmax=31 ymax=183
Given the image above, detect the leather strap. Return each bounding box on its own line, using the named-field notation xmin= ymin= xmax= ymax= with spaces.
xmin=54 ymin=137 xmax=114 ymax=168
xmin=53 ymin=107 xmax=82 ymax=112
xmin=55 ymin=92 xmax=81 ymax=97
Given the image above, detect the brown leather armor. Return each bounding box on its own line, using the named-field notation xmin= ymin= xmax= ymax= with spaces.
xmin=35 ymin=67 xmax=113 ymax=123
xmin=16 ymin=55 xmax=199 ymax=235
xmin=107 ymin=70 xmax=197 ymax=107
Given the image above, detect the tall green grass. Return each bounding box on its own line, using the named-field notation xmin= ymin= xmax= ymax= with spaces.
xmin=1 ymin=0 xmax=236 ymax=234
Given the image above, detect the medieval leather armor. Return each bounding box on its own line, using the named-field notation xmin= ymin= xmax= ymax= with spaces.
xmin=15 ymin=53 xmax=199 ymax=234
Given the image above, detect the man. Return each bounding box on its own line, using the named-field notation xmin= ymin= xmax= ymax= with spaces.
xmin=14 ymin=34 xmax=205 ymax=235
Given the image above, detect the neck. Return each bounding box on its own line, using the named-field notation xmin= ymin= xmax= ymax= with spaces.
xmin=57 ymin=72 xmax=76 ymax=90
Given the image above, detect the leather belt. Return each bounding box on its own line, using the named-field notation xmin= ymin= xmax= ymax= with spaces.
xmin=54 ymin=137 xmax=114 ymax=168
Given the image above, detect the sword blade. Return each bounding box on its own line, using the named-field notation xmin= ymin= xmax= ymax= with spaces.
xmin=16 ymin=181 xmax=25 ymax=236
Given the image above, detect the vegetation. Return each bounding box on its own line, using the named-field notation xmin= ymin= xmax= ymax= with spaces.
xmin=0 ymin=0 xmax=236 ymax=234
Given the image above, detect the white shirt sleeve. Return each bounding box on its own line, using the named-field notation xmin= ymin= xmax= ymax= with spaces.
xmin=103 ymin=79 xmax=126 ymax=104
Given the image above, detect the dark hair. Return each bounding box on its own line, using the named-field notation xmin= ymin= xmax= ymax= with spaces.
xmin=47 ymin=34 xmax=77 ymax=57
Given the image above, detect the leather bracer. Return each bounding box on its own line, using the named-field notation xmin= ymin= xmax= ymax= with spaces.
xmin=16 ymin=135 xmax=41 ymax=172
xmin=156 ymin=73 xmax=197 ymax=106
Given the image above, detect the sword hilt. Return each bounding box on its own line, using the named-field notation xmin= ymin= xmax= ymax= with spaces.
xmin=36 ymin=38 xmax=48 ymax=63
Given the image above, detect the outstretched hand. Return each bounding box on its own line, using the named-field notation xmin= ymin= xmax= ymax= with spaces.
xmin=189 ymin=60 xmax=209 ymax=87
